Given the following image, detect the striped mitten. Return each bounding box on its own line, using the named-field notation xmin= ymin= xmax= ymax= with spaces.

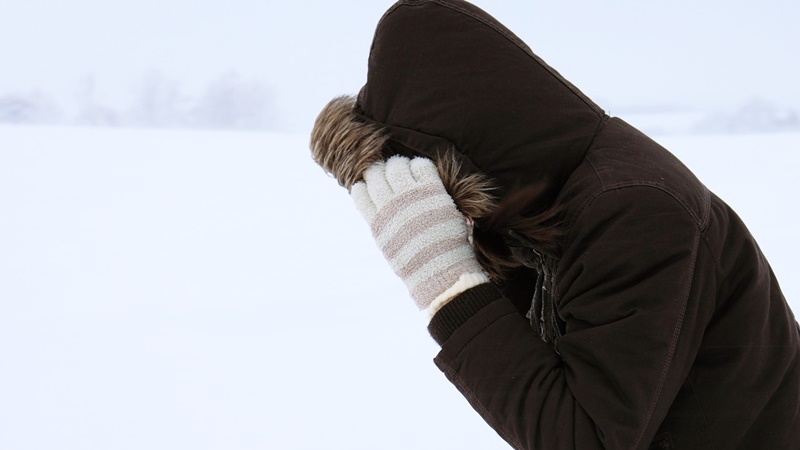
xmin=351 ymin=156 xmax=488 ymax=313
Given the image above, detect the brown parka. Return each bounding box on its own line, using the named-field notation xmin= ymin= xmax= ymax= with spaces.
xmin=315 ymin=1 xmax=800 ymax=448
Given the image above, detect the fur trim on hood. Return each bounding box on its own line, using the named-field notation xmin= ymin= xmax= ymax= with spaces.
xmin=310 ymin=96 xmax=388 ymax=191
xmin=310 ymin=95 xmax=496 ymax=218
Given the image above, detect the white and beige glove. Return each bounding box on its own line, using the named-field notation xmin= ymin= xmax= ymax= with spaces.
xmin=350 ymin=156 xmax=489 ymax=317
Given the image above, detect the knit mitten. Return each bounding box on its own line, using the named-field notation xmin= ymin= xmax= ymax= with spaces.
xmin=351 ymin=156 xmax=488 ymax=312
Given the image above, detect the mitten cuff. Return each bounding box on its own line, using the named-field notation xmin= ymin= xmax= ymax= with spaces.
xmin=424 ymin=272 xmax=490 ymax=320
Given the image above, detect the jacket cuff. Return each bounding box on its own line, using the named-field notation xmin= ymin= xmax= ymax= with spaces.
xmin=428 ymin=283 xmax=504 ymax=345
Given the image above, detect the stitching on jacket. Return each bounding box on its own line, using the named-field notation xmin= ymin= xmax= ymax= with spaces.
xmin=583 ymin=115 xmax=610 ymax=160
xmin=559 ymin=155 xmax=607 ymax=258
xmin=585 ymin=156 xmax=605 ymax=190
xmin=700 ymin=232 xmax=721 ymax=272
xmin=602 ymin=181 xmax=703 ymax=226
xmin=700 ymin=187 xmax=711 ymax=231
xmin=632 ymin=229 xmax=701 ymax=450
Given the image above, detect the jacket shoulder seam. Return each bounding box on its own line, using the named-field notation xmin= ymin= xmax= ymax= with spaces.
xmin=566 ymin=181 xmax=708 ymax=238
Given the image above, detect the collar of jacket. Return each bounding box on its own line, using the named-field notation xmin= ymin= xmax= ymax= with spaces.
xmin=356 ymin=0 xmax=608 ymax=205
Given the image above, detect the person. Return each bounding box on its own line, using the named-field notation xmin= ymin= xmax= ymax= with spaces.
xmin=310 ymin=1 xmax=800 ymax=448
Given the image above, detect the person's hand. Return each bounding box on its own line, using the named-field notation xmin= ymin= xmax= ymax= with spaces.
xmin=351 ymin=156 xmax=487 ymax=311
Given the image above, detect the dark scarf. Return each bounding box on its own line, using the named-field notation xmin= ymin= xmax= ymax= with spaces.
xmin=507 ymin=231 xmax=564 ymax=344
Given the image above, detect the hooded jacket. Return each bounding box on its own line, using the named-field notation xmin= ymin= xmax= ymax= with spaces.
xmin=312 ymin=1 xmax=800 ymax=448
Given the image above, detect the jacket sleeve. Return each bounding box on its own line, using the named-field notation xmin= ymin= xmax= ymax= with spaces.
xmin=428 ymin=186 xmax=716 ymax=450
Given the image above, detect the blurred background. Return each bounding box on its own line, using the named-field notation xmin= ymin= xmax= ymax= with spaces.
xmin=1 ymin=1 xmax=798 ymax=449
xmin=1 ymin=0 xmax=799 ymax=134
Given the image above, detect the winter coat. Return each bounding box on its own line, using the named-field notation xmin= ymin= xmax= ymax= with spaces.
xmin=315 ymin=1 xmax=800 ymax=448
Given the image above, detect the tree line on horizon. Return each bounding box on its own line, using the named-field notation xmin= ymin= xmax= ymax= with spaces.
xmin=0 ymin=72 xmax=275 ymax=131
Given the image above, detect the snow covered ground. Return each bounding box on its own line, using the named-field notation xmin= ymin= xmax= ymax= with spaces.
xmin=1 ymin=123 xmax=798 ymax=449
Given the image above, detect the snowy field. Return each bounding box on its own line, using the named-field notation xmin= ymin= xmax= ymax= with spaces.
xmin=1 ymin=123 xmax=798 ymax=449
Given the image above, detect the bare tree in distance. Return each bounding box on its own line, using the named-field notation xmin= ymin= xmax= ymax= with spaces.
xmin=74 ymin=75 xmax=120 ymax=127
xmin=128 ymin=72 xmax=189 ymax=129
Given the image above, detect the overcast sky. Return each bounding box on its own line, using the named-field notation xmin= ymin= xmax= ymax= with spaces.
xmin=2 ymin=0 xmax=798 ymax=132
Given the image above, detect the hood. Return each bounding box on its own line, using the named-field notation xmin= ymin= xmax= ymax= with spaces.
xmin=356 ymin=0 xmax=606 ymax=203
